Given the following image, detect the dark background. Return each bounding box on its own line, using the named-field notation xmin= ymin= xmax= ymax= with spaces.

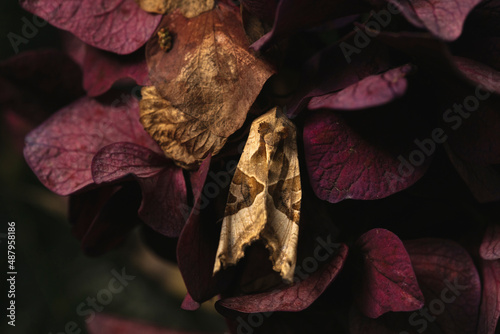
xmin=0 ymin=1 xmax=226 ymax=333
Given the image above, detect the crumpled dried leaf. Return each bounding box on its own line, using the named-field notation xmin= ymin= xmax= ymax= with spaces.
xmin=136 ymin=0 xmax=214 ymax=17
xmin=355 ymin=229 xmax=423 ymax=319
xmin=142 ymin=2 xmax=274 ymax=169
xmin=20 ymin=0 xmax=161 ymax=54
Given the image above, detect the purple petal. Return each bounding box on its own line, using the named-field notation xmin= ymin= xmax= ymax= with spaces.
xmin=92 ymin=142 xmax=166 ymax=184
xmin=309 ymin=65 xmax=411 ymax=111
xmin=389 ymin=0 xmax=482 ymax=41
xmin=20 ymin=0 xmax=161 ymax=54
xmin=24 ymin=97 xmax=158 ymax=195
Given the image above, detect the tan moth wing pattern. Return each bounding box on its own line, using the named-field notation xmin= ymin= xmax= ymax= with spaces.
xmin=213 ymin=107 xmax=301 ymax=283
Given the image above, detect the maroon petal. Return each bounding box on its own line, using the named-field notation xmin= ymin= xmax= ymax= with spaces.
xmin=181 ymin=293 xmax=201 ymax=311
xmin=404 ymin=238 xmax=481 ymax=334
xmin=453 ymin=56 xmax=500 ymax=94
xmin=217 ymin=244 xmax=348 ymax=313
xmin=20 ymin=0 xmax=161 ymax=54
xmin=445 ymin=144 xmax=500 ymax=203
xmin=177 ymin=157 xmax=221 ymax=302
xmin=355 ymin=229 xmax=423 ymax=318
xmin=0 ymin=49 xmax=84 ymax=123
xmin=70 ymin=183 xmax=141 ymax=255
xmin=350 ymin=238 xmax=482 ymax=334
xmin=64 ymin=34 xmax=150 ymax=96
xmin=303 ymin=110 xmax=429 ymax=203
xmin=92 ymin=142 xmax=166 ymax=184
xmin=252 ymin=0 xmax=363 ymax=50
xmin=481 ymin=224 xmax=500 ymax=260
xmin=87 ymin=313 xmax=205 ymax=334
xmin=478 ymin=260 xmax=500 ymax=334
xmin=308 ymin=65 xmax=411 ymax=111
xmin=137 ymin=166 xmax=188 ymax=237
xmin=24 ymin=97 xmax=158 ymax=195
xmin=389 ymin=0 xmax=482 ymax=41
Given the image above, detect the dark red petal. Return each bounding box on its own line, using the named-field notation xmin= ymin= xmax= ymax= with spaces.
xmin=70 ymin=183 xmax=140 ymax=256
xmin=388 ymin=0 xmax=482 ymax=41
xmin=303 ymin=110 xmax=429 ymax=203
xmin=137 ymin=166 xmax=188 ymax=237
xmin=252 ymin=0 xmax=364 ymax=50
xmin=177 ymin=157 xmax=221 ymax=302
xmin=308 ymin=65 xmax=411 ymax=111
xmin=355 ymin=229 xmax=423 ymax=318
xmin=478 ymin=260 xmax=500 ymax=334
xmin=404 ymin=238 xmax=481 ymax=334
xmin=20 ymin=0 xmax=161 ymax=54
xmin=0 ymin=49 xmax=84 ymax=123
xmin=64 ymin=33 xmax=150 ymax=96
xmin=92 ymin=142 xmax=166 ymax=184
xmin=24 ymin=97 xmax=158 ymax=195
xmin=350 ymin=238 xmax=481 ymax=334
xmin=445 ymin=144 xmax=500 ymax=203
xmin=481 ymin=224 xmax=500 ymax=260
xmin=217 ymin=244 xmax=348 ymax=313
xmin=87 ymin=313 xmax=205 ymax=334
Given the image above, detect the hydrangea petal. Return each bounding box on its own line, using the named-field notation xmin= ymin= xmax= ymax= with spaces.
xmin=20 ymin=0 xmax=161 ymax=54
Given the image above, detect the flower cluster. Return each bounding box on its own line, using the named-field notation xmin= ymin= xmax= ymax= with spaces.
xmin=4 ymin=0 xmax=500 ymax=333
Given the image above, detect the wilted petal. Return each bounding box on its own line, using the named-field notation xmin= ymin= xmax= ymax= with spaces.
xmin=143 ymin=3 xmax=274 ymax=169
xmin=24 ymin=97 xmax=157 ymax=195
xmin=355 ymin=229 xmax=423 ymax=318
xmin=217 ymin=244 xmax=347 ymax=312
xmin=20 ymin=0 xmax=161 ymax=54
xmin=309 ymin=65 xmax=411 ymax=111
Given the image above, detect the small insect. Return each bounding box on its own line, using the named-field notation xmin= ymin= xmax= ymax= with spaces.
xmin=157 ymin=27 xmax=173 ymax=52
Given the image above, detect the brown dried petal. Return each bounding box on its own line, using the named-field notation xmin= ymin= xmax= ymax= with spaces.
xmin=140 ymin=86 xmax=226 ymax=169
xmin=143 ymin=3 xmax=274 ymax=169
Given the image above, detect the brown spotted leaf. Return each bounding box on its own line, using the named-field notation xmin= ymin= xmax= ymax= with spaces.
xmin=136 ymin=0 xmax=214 ymax=17
xmin=142 ymin=2 xmax=274 ymax=169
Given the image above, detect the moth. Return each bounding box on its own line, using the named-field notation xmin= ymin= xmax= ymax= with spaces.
xmin=157 ymin=27 xmax=173 ymax=52
xmin=213 ymin=107 xmax=301 ymax=283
